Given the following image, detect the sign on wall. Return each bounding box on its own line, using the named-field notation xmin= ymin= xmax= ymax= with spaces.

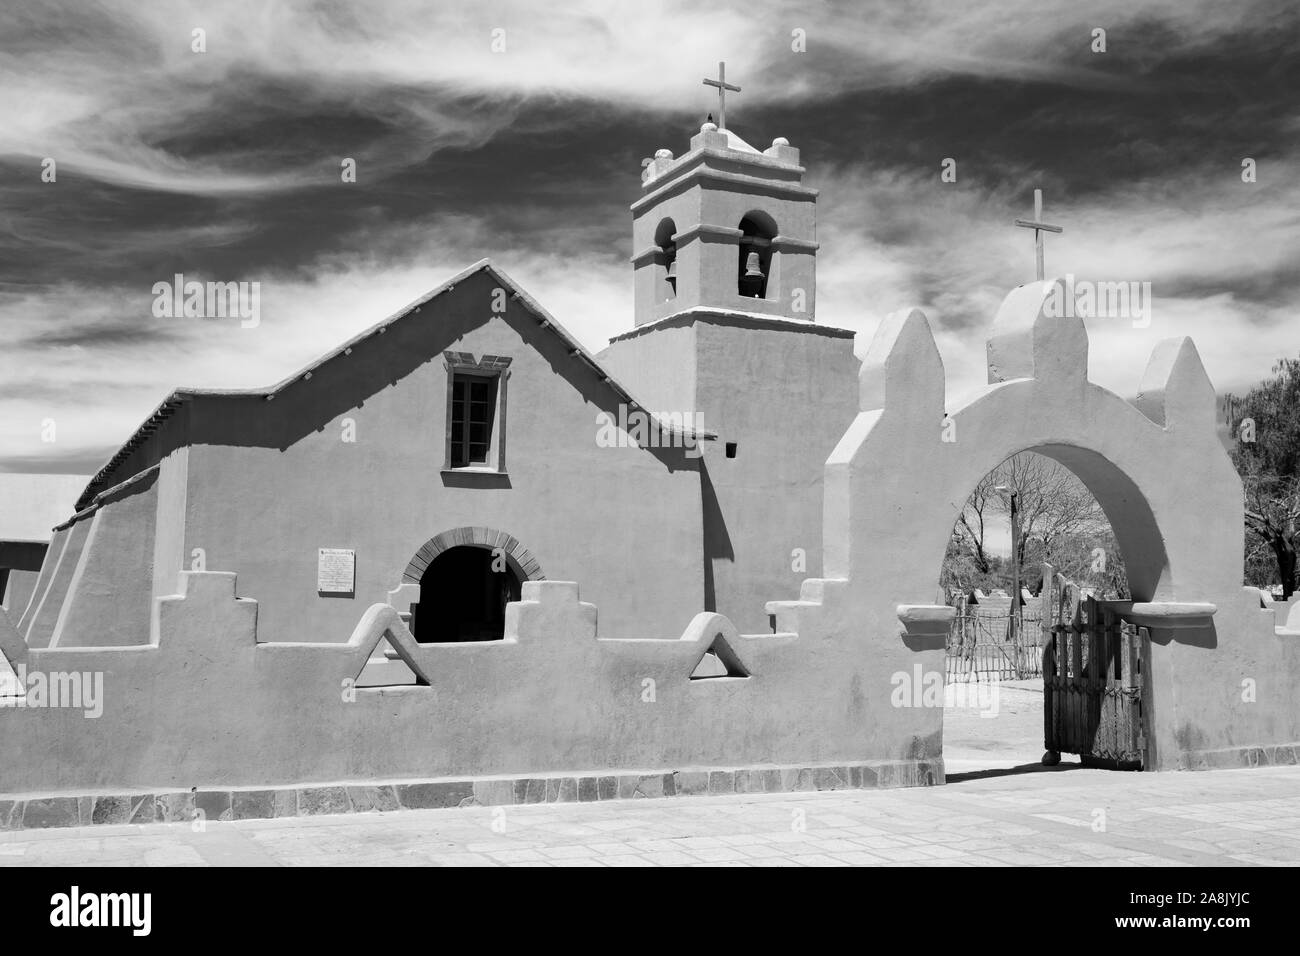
xmin=317 ymin=548 xmax=356 ymax=595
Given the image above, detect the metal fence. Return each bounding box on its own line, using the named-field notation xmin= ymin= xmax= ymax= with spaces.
xmin=945 ymin=605 xmax=1045 ymax=682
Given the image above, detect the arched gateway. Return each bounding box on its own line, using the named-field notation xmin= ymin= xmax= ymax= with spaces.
xmin=767 ymin=277 xmax=1295 ymax=774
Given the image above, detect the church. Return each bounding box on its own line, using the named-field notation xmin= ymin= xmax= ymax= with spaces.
xmin=13 ymin=116 xmax=859 ymax=651
xmin=3 ymin=75 xmax=1298 ymax=825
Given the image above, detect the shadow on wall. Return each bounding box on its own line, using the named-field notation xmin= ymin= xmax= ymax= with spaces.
xmin=700 ymin=460 xmax=734 ymax=613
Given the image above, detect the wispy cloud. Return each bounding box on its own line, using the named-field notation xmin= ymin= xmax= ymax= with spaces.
xmin=0 ymin=0 xmax=1297 ymax=471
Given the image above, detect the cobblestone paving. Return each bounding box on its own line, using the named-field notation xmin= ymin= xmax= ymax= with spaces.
xmin=3 ymin=765 xmax=1298 ymax=866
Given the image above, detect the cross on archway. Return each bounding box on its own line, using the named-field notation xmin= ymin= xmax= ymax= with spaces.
xmin=702 ymin=61 xmax=741 ymax=131
xmin=1014 ymin=189 xmax=1064 ymax=281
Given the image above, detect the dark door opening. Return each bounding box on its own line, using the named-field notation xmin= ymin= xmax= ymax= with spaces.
xmin=412 ymin=546 xmax=521 ymax=642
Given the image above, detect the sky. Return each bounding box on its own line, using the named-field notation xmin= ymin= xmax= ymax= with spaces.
xmin=1 ymin=0 xmax=1297 ymax=474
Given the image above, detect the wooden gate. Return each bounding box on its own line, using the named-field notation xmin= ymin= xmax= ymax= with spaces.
xmin=1043 ymin=591 xmax=1147 ymax=769
xmin=945 ymin=601 xmax=1044 ymax=683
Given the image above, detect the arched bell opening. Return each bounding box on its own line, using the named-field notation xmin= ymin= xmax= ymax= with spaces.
xmin=737 ymin=211 xmax=777 ymax=299
xmin=654 ymin=217 xmax=678 ymax=302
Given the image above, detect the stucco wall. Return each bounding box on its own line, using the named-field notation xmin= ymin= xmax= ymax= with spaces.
xmin=1 ymin=570 xmax=38 ymax=617
xmin=54 ymin=471 xmax=157 ymax=648
xmin=598 ymin=323 xmax=697 ymax=416
xmin=17 ymin=472 xmax=157 ymax=650
xmin=819 ymin=283 xmax=1300 ymax=771
xmin=151 ymin=447 xmax=189 ymax=603
xmin=632 ymin=137 xmax=817 ymax=326
xmin=4 ymin=278 xmax=1295 ymax=797
xmin=170 ymin=270 xmax=703 ymax=643
xmin=605 ymin=313 xmax=860 ymax=631
xmin=0 ymin=573 xmax=938 ymax=793
xmin=692 ymin=318 xmax=859 ymax=630
xmin=22 ymin=520 xmax=91 ymax=649
xmin=16 ymin=526 xmax=66 ymax=634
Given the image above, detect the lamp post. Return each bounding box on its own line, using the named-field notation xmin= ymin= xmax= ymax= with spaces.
xmin=996 ymin=485 xmax=1020 ymax=644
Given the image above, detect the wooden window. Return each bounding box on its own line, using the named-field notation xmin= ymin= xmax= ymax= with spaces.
xmin=443 ymin=353 xmax=511 ymax=472
xmin=450 ymin=374 xmax=498 ymax=467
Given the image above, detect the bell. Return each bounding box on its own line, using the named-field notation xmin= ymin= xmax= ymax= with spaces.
xmin=665 ymin=259 xmax=677 ymax=280
xmin=744 ymin=251 xmax=764 ymax=278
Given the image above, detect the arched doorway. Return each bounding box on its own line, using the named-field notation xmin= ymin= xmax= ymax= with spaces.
xmin=941 ymin=449 xmax=1137 ymax=775
xmin=398 ymin=527 xmax=544 ymax=643
xmin=414 ymin=546 xmax=521 ymax=642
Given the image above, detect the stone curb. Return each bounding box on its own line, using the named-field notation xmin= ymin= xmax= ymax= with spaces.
xmin=1177 ymin=743 xmax=1300 ymax=771
xmin=0 ymin=759 xmax=943 ymax=832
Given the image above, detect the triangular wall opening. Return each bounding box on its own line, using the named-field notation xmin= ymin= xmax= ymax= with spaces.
xmin=355 ymin=636 xmax=428 ymax=688
xmin=690 ymin=635 xmax=749 ymax=680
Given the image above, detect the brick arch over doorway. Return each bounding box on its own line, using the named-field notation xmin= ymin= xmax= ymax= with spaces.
xmin=402 ymin=528 xmax=545 ymax=585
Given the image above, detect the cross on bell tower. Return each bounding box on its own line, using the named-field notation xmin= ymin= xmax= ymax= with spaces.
xmin=631 ymin=67 xmax=816 ymax=328
xmin=702 ymin=62 xmax=741 ymax=131
xmin=1014 ymin=188 xmax=1064 ymax=281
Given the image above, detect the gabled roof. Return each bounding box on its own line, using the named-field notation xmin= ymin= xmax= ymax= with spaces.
xmin=76 ymin=260 xmax=713 ymax=510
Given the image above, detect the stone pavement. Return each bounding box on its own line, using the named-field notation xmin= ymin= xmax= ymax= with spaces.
xmin=2 ymin=763 xmax=1298 ymax=866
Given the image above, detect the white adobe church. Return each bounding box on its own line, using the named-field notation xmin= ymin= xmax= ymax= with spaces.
xmin=10 ymin=74 xmax=858 ymax=652
xmin=3 ymin=66 xmax=1296 ymax=821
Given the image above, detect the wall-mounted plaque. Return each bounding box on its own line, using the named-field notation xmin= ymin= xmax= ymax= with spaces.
xmin=317 ymin=548 xmax=355 ymax=595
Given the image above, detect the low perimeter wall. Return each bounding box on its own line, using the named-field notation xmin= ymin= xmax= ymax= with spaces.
xmin=0 ymin=573 xmax=943 ymax=823
xmin=2 ymin=565 xmax=1298 ymax=832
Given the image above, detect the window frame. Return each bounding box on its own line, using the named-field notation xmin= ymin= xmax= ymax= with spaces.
xmin=442 ymin=352 xmax=511 ymax=473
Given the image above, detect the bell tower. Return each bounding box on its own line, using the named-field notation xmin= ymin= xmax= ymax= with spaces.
xmin=604 ymin=66 xmax=857 ymax=636
xmin=630 ymin=75 xmax=818 ymax=328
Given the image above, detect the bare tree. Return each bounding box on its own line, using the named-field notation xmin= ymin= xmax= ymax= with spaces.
xmin=950 ymin=452 xmax=1113 ymax=590
xmin=993 ymin=454 xmax=1108 ymax=564
xmin=954 ymin=480 xmax=993 ymax=575
xmin=1033 ymin=530 xmax=1130 ymax=598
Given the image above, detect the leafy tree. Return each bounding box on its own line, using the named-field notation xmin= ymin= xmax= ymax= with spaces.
xmin=1238 ymin=464 xmax=1298 ymax=599
xmin=1225 ymin=355 xmax=1300 ymax=599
